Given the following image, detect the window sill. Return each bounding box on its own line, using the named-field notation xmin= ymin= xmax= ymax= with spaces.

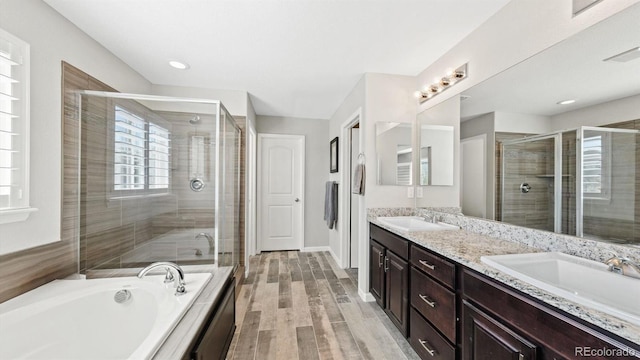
xmin=0 ymin=207 xmax=39 ymax=225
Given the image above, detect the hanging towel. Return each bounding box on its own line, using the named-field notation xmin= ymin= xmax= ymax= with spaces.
xmin=324 ymin=181 xmax=338 ymax=229
xmin=352 ymin=163 xmax=366 ymax=195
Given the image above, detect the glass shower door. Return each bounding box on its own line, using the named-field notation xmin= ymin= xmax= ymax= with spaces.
xmin=501 ymin=134 xmax=562 ymax=232
xmin=578 ymin=127 xmax=638 ymax=242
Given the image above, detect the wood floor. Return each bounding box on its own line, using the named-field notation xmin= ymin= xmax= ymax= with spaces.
xmin=226 ymin=251 xmax=420 ymax=360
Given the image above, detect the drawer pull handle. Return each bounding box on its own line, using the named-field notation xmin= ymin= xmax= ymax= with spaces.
xmin=418 ymin=339 xmax=436 ymax=356
xmin=384 ymin=257 xmax=389 ymax=272
xmin=419 ymin=260 xmax=436 ymax=270
xmin=378 ymin=252 xmax=383 ymax=268
xmin=419 ymin=294 xmax=436 ymax=308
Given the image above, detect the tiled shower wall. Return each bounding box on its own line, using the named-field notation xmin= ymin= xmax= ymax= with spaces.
xmin=496 ymin=120 xmax=639 ymax=244
xmin=77 ymin=74 xmax=246 ymax=272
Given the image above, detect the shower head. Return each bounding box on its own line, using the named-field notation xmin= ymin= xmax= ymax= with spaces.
xmin=189 ymin=115 xmax=201 ymax=125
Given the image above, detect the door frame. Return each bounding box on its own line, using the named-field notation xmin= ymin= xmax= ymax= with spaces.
xmin=256 ymin=133 xmax=305 ymax=252
xmin=460 ymin=134 xmax=487 ymax=219
xmin=339 ymin=108 xmax=364 ymax=269
xmin=245 ymin=126 xmax=257 ymax=271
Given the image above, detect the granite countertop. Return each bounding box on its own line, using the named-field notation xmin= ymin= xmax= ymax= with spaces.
xmin=368 ymin=217 xmax=640 ymax=347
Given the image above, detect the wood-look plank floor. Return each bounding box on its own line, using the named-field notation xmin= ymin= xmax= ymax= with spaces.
xmin=226 ymin=251 xmax=420 ymax=360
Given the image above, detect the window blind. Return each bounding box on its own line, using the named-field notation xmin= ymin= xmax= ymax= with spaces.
xmin=0 ymin=30 xmax=28 ymax=211
xmin=583 ymin=135 xmax=602 ymax=194
xmin=113 ymin=105 xmax=171 ymax=193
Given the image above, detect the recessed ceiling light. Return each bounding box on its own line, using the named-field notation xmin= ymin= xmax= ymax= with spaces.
xmin=557 ymin=99 xmax=576 ymax=105
xmin=168 ymin=60 xmax=190 ymax=70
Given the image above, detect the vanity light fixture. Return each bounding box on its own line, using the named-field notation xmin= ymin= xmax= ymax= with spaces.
xmin=168 ymin=60 xmax=190 ymax=70
xmin=557 ymin=99 xmax=576 ymax=105
xmin=415 ymin=63 xmax=468 ymax=104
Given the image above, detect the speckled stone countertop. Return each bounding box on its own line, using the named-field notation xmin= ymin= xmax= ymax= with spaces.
xmin=368 ymin=215 xmax=640 ymax=347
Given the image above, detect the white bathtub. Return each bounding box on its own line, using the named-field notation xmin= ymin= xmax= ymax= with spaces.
xmin=0 ymin=272 xmax=212 ymax=360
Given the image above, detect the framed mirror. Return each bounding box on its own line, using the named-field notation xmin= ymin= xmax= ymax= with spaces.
xmin=375 ymin=122 xmax=413 ymax=185
xmin=459 ymin=3 xmax=640 ymax=245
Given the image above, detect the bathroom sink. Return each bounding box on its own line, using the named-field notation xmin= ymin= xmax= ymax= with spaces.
xmin=481 ymin=252 xmax=640 ymax=325
xmin=376 ymin=216 xmax=459 ymax=232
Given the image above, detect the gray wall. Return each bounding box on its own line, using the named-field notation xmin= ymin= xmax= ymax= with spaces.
xmin=256 ymin=116 xmax=330 ymax=248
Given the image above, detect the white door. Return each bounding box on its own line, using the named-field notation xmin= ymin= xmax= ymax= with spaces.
xmin=461 ymin=135 xmax=486 ymax=218
xmin=258 ymin=134 xmax=305 ymax=251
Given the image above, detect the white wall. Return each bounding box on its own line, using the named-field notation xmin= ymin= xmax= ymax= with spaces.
xmin=415 ymin=0 xmax=640 ymax=115
xmin=494 ymin=112 xmax=551 ymax=134
xmin=364 ymin=73 xmax=417 ymax=208
xmin=461 ymin=113 xmax=495 ymax=218
xmin=328 ymin=75 xmax=366 ymax=262
xmin=550 ymin=94 xmax=640 ymax=130
xmin=151 ymin=84 xmax=248 ymax=117
xmin=255 ymin=115 xmax=329 ymax=248
xmin=0 ymin=0 xmax=152 ymax=254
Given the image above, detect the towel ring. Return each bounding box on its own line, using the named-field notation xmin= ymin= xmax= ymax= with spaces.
xmin=357 ymin=153 xmax=366 ymax=164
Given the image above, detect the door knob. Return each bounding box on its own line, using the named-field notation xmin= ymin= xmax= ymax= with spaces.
xmin=295 ymin=198 xmax=300 ymax=202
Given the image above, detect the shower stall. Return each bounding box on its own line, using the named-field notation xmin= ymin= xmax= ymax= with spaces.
xmin=500 ymin=126 xmax=638 ymax=243
xmin=77 ymin=91 xmax=241 ymax=274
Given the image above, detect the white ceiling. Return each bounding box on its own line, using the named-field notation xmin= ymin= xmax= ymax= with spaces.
xmin=44 ymin=0 xmax=510 ymax=119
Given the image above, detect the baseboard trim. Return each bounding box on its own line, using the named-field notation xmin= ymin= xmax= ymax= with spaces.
xmin=328 ymin=247 xmax=341 ymax=268
xmin=359 ymin=288 xmax=375 ymax=302
xmin=300 ymin=246 xmax=331 ymax=252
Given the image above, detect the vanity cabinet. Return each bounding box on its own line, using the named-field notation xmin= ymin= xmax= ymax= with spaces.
xmin=189 ymin=277 xmax=236 ymax=360
xmin=369 ymin=224 xmax=409 ymax=336
xmin=409 ymin=245 xmax=457 ymax=360
xmin=462 ymin=269 xmax=638 ymax=360
xmin=368 ymin=222 xmax=640 ymax=360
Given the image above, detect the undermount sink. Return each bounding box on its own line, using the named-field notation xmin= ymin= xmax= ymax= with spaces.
xmin=376 ymin=216 xmax=459 ymax=232
xmin=481 ymin=252 xmax=640 ymax=325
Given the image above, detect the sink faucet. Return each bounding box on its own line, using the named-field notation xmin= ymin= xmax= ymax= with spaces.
xmin=196 ymin=232 xmax=215 ymax=254
xmin=604 ymin=255 xmax=640 ymax=279
xmin=137 ymin=261 xmax=187 ymax=295
xmin=424 ymin=215 xmax=440 ymax=223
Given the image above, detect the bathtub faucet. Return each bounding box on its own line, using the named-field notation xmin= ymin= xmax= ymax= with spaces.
xmin=196 ymin=232 xmax=215 ymax=254
xmin=137 ymin=262 xmax=187 ymax=296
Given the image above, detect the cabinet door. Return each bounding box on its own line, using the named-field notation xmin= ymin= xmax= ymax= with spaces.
xmin=462 ymin=301 xmax=537 ymax=360
xmin=192 ymin=282 xmax=236 ymax=360
xmin=370 ymin=240 xmax=385 ymax=307
xmin=385 ymin=250 xmax=409 ymax=336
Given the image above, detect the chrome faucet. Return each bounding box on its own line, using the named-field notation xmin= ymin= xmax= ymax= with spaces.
xmin=424 ymin=215 xmax=440 ymax=223
xmin=196 ymin=232 xmax=215 ymax=254
xmin=137 ymin=262 xmax=187 ymax=295
xmin=604 ymin=254 xmax=640 ymax=279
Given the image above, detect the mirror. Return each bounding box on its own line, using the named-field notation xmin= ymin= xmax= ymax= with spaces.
xmin=460 ymin=3 xmax=640 ymax=245
xmin=375 ymin=122 xmax=413 ymax=185
xmin=418 ymin=124 xmax=454 ymax=186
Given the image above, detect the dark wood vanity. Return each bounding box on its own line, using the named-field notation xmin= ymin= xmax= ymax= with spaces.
xmin=189 ymin=275 xmax=236 ymax=360
xmin=369 ymin=223 xmax=640 ymax=360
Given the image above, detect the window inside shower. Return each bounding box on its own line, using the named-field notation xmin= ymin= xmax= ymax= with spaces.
xmin=76 ymin=91 xmax=241 ymax=273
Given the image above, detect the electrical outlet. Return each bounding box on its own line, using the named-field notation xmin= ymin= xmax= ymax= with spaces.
xmin=407 ymin=187 xmax=414 ymax=198
xmin=416 ymin=187 xmax=423 ymax=198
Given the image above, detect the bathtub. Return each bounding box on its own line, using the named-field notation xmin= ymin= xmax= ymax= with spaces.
xmin=0 ymin=272 xmax=212 ymax=360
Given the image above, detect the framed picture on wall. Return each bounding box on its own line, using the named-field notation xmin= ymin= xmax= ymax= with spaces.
xmin=330 ymin=137 xmax=339 ymax=173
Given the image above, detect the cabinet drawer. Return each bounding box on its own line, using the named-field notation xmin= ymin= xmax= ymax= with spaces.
xmin=370 ymin=223 xmax=409 ymax=260
xmin=411 ymin=267 xmax=456 ymax=343
xmin=410 ymin=308 xmax=455 ymax=360
xmin=411 ymin=245 xmax=455 ymax=289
